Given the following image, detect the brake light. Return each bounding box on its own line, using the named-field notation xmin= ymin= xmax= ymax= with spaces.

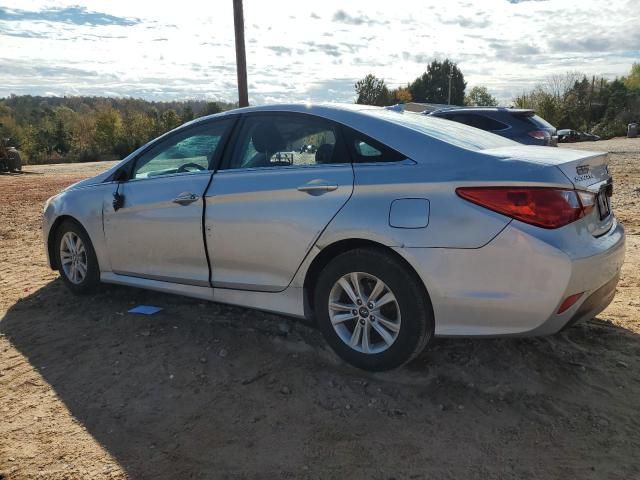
xmin=456 ymin=187 xmax=591 ymax=229
xmin=528 ymin=130 xmax=550 ymax=140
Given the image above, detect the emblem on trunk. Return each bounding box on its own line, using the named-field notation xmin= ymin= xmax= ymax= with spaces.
xmin=576 ymin=165 xmax=590 ymax=175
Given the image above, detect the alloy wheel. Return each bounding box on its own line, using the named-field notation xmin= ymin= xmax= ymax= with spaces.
xmin=59 ymin=231 xmax=88 ymax=285
xmin=328 ymin=272 xmax=401 ymax=354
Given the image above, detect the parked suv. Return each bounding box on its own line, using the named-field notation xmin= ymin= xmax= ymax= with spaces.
xmin=428 ymin=107 xmax=558 ymax=146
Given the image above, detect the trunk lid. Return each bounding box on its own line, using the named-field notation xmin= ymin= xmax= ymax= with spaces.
xmin=482 ymin=145 xmax=610 ymax=190
xmin=482 ymin=145 xmax=614 ymax=235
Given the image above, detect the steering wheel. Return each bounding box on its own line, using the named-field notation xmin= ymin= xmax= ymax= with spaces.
xmin=177 ymin=162 xmax=206 ymax=173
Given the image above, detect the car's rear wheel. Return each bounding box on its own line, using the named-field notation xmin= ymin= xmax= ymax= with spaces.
xmin=314 ymin=248 xmax=433 ymax=371
xmin=55 ymin=220 xmax=100 ymax=294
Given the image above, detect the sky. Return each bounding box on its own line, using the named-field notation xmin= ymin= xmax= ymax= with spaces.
xmin=0 ymin=0 xmax=639 ymax=105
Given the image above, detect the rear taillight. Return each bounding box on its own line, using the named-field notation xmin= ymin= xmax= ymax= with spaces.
xmin=528 ymin=130 xmax=550 ymax=141
xmin=456 ymin=187 xmax=594 ymax=229
xmin=576 ymin=190 xmax=596 ymax=216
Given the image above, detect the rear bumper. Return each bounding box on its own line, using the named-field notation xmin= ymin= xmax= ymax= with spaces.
xmin=562 ymin=273 xmax=620 ymax=331
xmin=394 ymin=218 xmax=625 ymax=337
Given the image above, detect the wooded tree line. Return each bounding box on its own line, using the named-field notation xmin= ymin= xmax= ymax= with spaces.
xmin=514 ymin=64 xmax=640 ymax=137
xmin=355 ymin=60 xmax=640 ymax=137
xmin=0 ymin=96 xmax=235 ymax=164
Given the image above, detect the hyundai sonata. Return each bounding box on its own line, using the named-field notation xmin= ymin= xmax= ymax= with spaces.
xmin=42 ymin=104 xmax=625 ymax=370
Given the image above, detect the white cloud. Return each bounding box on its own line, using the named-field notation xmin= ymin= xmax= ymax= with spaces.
xmin=0 ymin=0 xmax=638 ymax=104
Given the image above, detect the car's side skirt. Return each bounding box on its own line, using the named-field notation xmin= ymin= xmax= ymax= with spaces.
xmin=100 ymin=272 xmax=306 ymax=318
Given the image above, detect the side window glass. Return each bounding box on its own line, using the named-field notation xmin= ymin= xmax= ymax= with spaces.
xmin=224 ymin=115 xmax=344 ymax=170
xmin=473 ymin=115 xmax=509 ymax=131
xmin=450 ymin=114 xmax=507 ymax=132
xmin=355 ymin=141 xmax=382 ymax=157
xmin=345 ymin=128 xmax=406 ymax=163
xmin=133 ymin=120 xmax=230 ymax=179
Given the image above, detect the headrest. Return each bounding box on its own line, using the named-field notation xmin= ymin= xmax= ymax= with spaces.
xmin=315 ymin=143 xmax=334 ymax=164
xmin=251 ymin=122 xmax=286 ymax=153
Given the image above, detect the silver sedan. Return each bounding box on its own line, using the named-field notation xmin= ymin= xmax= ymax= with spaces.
xmin=42 ymin=104 xmax=625 ymax=370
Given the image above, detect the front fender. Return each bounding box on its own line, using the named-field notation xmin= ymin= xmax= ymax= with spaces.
xmin=43 ymin=183 xmax=114 ymax=272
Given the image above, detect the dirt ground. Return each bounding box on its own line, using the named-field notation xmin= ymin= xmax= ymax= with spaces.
xmin=1 ymin=140 xmax=639 ymax=480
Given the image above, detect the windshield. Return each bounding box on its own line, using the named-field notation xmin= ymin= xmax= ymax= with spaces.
xmin=363 ymin=109 xmax=518 ymax=151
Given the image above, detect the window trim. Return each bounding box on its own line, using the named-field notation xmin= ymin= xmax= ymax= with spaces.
xmin=218 ymin=111 xmax=351 ymax=172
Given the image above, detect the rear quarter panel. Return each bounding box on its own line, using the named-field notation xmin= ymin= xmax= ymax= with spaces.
xmin=317 ymin=161 xmax=512 ymax=249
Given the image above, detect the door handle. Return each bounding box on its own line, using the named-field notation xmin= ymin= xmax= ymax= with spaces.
xmin=173 ymin=192 xmax=199 ymax=205
xmin=297 ymin=182 xmax=338 ymax=193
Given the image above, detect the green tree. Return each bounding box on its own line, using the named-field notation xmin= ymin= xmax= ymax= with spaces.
xmin=203 ymin=102 xmax=222 ymax=116
xmin=94 ymin=106 xmax=123 ymax=156
xmin=181 ymin=105 xmax=194 ymax=123
xmin=159 ymin=109 xmax=181 ymax=133
xmin=623 ymin=63 xmax=640 ymax=91
xmin=408 ymin=59 xmax=466 ymax=105
xmin=354 ymin=74 xmax=392 ymax=106
xmin=464 ymin=86 xmax=498 ymax=106
xmin=121 ymin=110 xmax=156 ymax=153
xmin=513 ymin=87 xmax=559 ymax=125
xmin=53 ymin=118 xmax=71 ymax=154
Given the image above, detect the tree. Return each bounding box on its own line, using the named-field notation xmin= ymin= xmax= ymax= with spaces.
xmin=53 ymin=118 xmax=71 ymax=154
xmin=624 ymin=62 xmax=640 ymax=91
xmin=181 ymin=105 xmax=194 ymax=123
xmin=354 ymin=74 xmax=392 ymax=106
xmin=408 ymin=59 xmax=466 ymax=105
xmin=203 ymin=102 xmax=222 ymax=116
xmin=464 ymin=86 xmax=498 ymax=106
xmin=94 ymin=106 xmax=123 ymax=155
xmin=159 ymin=109 xmax=181 ymax=133
xmin=513 ymin=87 xmax=559 ymax=125
xmin=392 ymin=87 xmax=412 ymax=103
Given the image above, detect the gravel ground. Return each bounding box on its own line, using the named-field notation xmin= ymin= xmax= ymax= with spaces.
xmin=1 ymin=139 xmax=639 ymax=479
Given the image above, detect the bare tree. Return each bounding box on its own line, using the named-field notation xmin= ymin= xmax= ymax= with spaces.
xmin=544 ymin=72 xmax=583 ymax=100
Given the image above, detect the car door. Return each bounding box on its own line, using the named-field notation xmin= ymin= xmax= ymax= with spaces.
xmin=205 ymin=112 xmax=354 ymax=292
xmin=103 ymin=118 xmax=233 ymax=285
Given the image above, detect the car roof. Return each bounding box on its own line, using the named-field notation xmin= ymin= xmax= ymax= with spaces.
xmin=181 ymin=102 xmax=517 ymax=161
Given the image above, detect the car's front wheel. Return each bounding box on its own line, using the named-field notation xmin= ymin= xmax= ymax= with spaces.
xmin=54 ymin=220 xmax=100 ymax=294
xmin=314 ymin=248 xmax=434 ymax=371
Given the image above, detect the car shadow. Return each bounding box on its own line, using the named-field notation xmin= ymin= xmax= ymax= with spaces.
xmin=1 ymin=279 xmax=639 ymax=478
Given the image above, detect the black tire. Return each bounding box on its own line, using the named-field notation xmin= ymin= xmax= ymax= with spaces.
xmin=314 ymin=248 xmax=434 ymax=371
xmin=54 ymin=220 xmax=101 ymax=294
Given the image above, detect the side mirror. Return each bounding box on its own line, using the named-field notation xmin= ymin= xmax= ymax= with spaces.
xmin=112 ymin=167 xmax=128 ymax=211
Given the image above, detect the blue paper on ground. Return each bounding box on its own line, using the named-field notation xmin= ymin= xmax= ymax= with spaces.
xmin=128 ymin=305 xmax=163 ymax=315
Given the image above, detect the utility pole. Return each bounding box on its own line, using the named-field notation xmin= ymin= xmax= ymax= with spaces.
xmin=447 ymin=72 xmax=453 ymax=105
xmin=233 ymin=0 xmax=249 ymax=107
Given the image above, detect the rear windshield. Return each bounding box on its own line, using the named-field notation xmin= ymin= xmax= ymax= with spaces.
xmin=523 ymin=113 xmax=554 ymax=129
xmin=364 ymin=109 xmax=517 ymax=151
